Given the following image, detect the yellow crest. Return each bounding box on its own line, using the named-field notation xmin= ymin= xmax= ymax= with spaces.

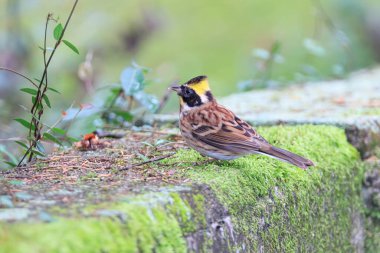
xmin=186 ymin=75 xmax=210 ymax=95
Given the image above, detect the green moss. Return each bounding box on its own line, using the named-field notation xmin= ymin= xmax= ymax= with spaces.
xmin=366 ymin=216 xmax=380 ymax=253
xmin=0 ymin=193 xmax=187 ymax=253
xmin=167 ymin=192 xmax=195 ymax=234
xmin=364 ymin=164 xmax=380 ymax=252
xmin=166 ymin=192 xmax=206 ymax=237
xmin=192 ymin=194 xmax=206 ymax=228
xmin=168 ymin=125 xmax=364 ymax=252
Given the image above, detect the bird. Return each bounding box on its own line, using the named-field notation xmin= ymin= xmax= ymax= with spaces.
xmin=170 ymin=75 xmax=314 ymax=169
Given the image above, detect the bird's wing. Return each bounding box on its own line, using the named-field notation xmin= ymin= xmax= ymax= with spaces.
xmin=189 ymin=103 xmax=267 ymax=153
xmin=184 ymin=103 xmax=314 ymax=168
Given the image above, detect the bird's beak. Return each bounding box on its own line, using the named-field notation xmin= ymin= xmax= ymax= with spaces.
xmin=169 ymin=85 xmax=181 ymax=94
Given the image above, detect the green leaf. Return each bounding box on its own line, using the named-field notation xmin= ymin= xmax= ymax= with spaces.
xmin=53 ymin=23 xmax=63 ymax=40
xmin=33 ymin=78 xmax=48 ymax=87
xmin=0 ymin=145 xmax=18 ymax=165
xmin=14 ymin=118 xmax=35 ymax=131
xmin=110 ymin=87 xmax=122 ymax=95
xmin=120 ymin=67 xmax=144 ymax=95
xmin=31 ymin=148 xmax=45 ymax=157
xmin=3 ymin=161 xmax=17 ymax=168
xmin=134 ymin=91 xmax=159 ymax=112
xmin=20 ymin=88 xmax=38 ymax=95
xmin=47 ymin=87 xmax=61 ymax=94
xmin=33 ymin=78 xmax=44 ymax=84
xmin=43 ymin=94 xmax=51 ymax=108
xmin=113 ymin=110 xmax=133 ymax=122
xmin=15 ymin=141 xmax=28 ymax=149
xmin=62 ymin=40 xmax=79 ymax=54
xmin=51 ymin=127 xmax=66 ymax=135
xmin=43 ymin=133 xmax=62 ymax=146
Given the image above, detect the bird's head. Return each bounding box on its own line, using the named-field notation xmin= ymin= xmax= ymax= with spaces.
xmin=170 ymin=75 xmax=214 ymax=110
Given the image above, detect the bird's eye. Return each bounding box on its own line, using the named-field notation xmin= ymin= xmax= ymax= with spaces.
xmin=184 ymin=87 xmax=192 ymax=95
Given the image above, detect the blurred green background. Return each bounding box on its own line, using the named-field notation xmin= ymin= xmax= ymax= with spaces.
xmin=0 ymin=0 xmax=380 ymax=154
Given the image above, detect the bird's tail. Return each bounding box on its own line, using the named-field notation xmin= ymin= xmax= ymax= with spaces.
xmin=259 ymin=145 xmax=314 ymax=170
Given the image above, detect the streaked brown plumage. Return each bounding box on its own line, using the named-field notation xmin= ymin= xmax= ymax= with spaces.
xmin=171 ymin=75 xmax=314 ymax=169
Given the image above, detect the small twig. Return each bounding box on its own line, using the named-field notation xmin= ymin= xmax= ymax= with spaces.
xmin=155 ymin=80 xmax=178 ymax=114
xmin=126 ymin=95 xmax=134 ymax=111
xmin=120 ymin=152 xmax=175 ymax=171
xmin=43 ymin=14 xmax=50 ymax=83
xmin=17 ymin=144 xmax=35 ymax=166
xmin=95 ymin=130 xmax=125 ymax=139
xmin=0 ymin=67 xmax=38 ymax=87
xmin=7 ymin=175 xmax=30 ymax=179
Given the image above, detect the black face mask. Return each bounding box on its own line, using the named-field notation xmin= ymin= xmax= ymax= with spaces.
xmin=180 ymin=86 xmax=202 ymax=107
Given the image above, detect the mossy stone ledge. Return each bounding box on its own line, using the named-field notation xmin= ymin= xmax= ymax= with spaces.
xmin=1 ymin=125 xmax=377 ymax=252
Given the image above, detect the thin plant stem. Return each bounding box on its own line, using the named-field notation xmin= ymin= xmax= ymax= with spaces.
xmin=17 ymin=0 xmax=79 ymax=166
xmin=155 ymin=80 xmax=178 ymax=114
xmin=0 ymin=67 xmax=38 ymax=87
